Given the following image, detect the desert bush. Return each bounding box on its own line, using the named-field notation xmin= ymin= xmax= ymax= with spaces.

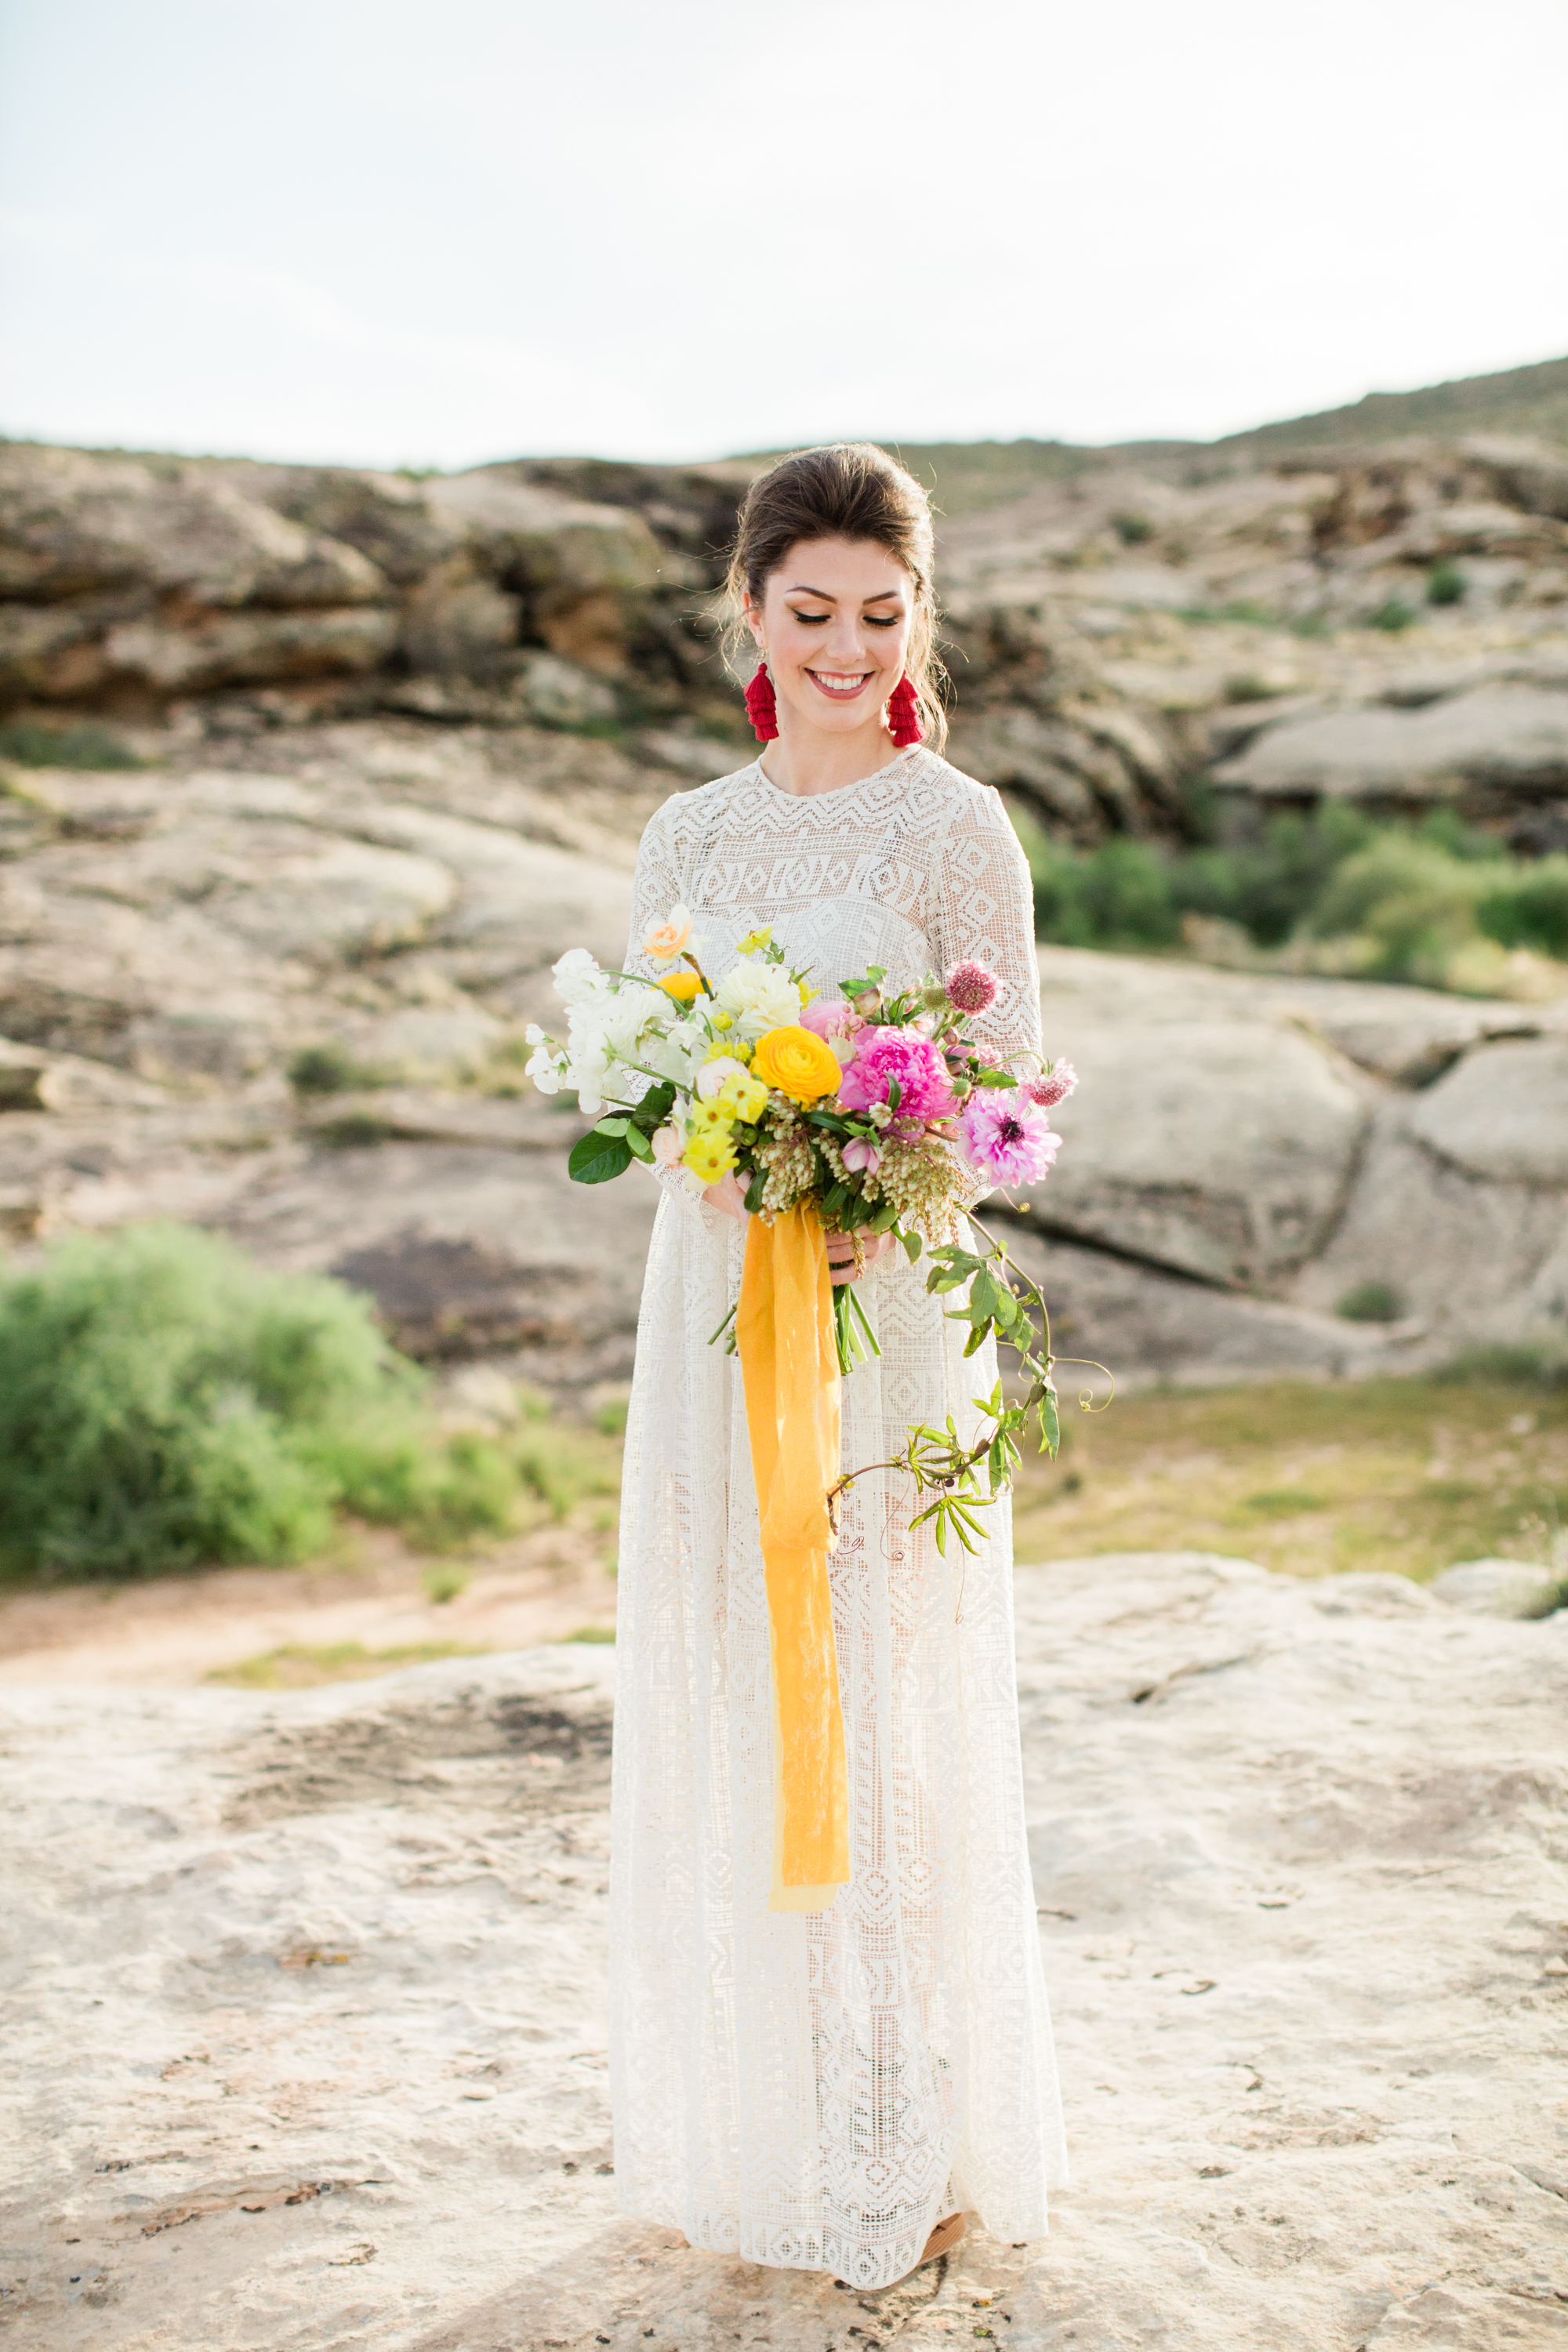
xmin=0 ymin=1224 xmax=519 ymax=1577
xmin=1337 ymin=1280 xmax=1405 ymax=1324
xmin=288 ymin=1043 xmax=389 ymax=1096
xmin=1474 ymin=857 xmax=1568 ymax=960
xmin=0 ymin=719 xmax=140 ymax=769
xmin=1308 ymin=833 xmax=1490 ymax=982
xmin=1370 ymin=597 xmax=1417 ymax=631
xmin=1427 ymin=561 xmax=1466 ymax=607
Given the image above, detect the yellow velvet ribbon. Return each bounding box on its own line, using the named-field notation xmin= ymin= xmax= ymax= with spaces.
xmin=737 ymin=1203 xmax=851 ymax=1911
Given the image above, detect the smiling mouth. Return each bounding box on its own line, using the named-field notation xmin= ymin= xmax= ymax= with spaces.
xmin=806 ymin=669 xmax=873 ymax=699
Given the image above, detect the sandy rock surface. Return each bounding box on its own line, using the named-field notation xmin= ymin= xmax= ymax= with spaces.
xmin=4 ymin=1554 xmax=1566 ymax=2350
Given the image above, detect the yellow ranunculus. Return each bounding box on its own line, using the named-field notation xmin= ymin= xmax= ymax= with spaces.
xmin=658 ymin=971 xmax=701 ymax=1004
xmin=719 ymin=1070 xmax=771 ymax=1122
xmin=753 ymin=1025 xmax=843 ymax=1104
xmin=683 ymin=1132 xmax=736 ymax=1183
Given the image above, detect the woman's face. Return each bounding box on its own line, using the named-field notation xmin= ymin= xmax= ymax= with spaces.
xmin=745 ymin=536 xmax=913 ymax=739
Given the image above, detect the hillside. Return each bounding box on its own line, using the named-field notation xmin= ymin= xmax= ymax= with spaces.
xmin=851 ymin=352 xmax=1568 ymax=518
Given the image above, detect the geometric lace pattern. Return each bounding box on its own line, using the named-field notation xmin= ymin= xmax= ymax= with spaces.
xmin=608 ymin=750 xmax=1067 ymax=2285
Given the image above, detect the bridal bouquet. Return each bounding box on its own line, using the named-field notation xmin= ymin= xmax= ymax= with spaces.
xmin=524 ymin=906 xmax=1088 ymax=1545
xmin=527 ymin=906 xmax=1102 ymax=1905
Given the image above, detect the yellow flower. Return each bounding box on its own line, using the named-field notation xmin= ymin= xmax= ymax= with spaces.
xmin=642 ymin=905 xmax=695 ymax=962
xmin=735 ymin=926 xmax=773 ymax=955
xmin=683 ymin=1132 xmax=736 ymax=1183
xmin=752 ymin=1025 xmax=843 ymax=1104
xmin=689 ymin=1096 xmax=736 ymax=1134
xmin=704 ymin=1036 xmax=750 ymax=1064
xmin=719 ymin=1070 xmax=771 ymax=1122
xmin=657 ymin=971 xmax=701 ymax=1004
xmin=711 ymin=1011 xmax=734 ymax=1032
xmin=797 ymin=980 xmax=816 ymax=1007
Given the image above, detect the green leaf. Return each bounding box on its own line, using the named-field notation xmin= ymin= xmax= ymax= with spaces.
xmin=624 ymin=1125 xmax=653 ymax=1160
xmin=902 ymin=1230 xmax=923 ymax=1264
xmin=593 ymin=1116 xmax=630 ymax=1138
xmin=963 ymin=1323 xmax=989 ymax=1357
xmin=640 ymin=1080 xmax=677 ymax=1123
xmin=870 ymin=1201 xmax=899 ymax=1233
xmin=568 ymin=1130 xmax=634 ymax=1185
xmin=744 ymin=1170 xmax=767 ymax=1214
xmin=1039 ymin=1383 xmax=1061 ymax=1458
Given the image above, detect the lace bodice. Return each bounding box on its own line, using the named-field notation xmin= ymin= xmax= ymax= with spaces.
xmin=623 ymin=747 xmax=1043 ymax=1077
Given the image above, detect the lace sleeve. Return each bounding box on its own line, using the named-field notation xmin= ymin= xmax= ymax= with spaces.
xmin=928 ymin=782 xmax=1043 ymax=1076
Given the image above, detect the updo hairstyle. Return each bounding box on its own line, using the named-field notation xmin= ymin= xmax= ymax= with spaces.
xmin=724 ymin=443 xmax=947 ymax=750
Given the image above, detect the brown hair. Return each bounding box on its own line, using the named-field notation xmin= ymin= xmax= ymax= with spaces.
xmin=723 ymin=442 xmax=947 ymax=750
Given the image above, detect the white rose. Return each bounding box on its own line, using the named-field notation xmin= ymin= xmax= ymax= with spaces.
xmin=716 ymin=961 xmax=802 ymax=1040
xmin=697 ymin=1054 xmax=750 ymax=1100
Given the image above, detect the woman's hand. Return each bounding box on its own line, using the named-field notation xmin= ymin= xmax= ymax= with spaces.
xmin=703 ymin=1172 xmax=750 ymax=1223
xmin=825 ymin=1229 xmax=897 ymax=1287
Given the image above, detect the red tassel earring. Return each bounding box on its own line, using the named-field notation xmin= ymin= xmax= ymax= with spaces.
xmin=745 ymin=662 xmax=779 ymax=742
xmin=887 ymin=674 xmax=924 ymax=746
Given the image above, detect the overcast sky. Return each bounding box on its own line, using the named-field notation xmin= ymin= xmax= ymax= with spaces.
xmin=2 ymin=0 xmax=1565 ymax=471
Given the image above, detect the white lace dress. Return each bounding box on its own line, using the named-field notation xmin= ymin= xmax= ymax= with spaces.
xmin=608 ymin=747 xmax=1067 ymax=2288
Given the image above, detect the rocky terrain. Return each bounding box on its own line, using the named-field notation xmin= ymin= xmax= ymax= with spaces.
xmin=4 ymin=1551 xmax=1565 ymax=2350
xmin=2 ymin=382 xmax=1568 ymax=1381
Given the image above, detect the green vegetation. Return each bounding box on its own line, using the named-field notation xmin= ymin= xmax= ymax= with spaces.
xmin=0 ymin=718 xmax=140 ymax=769
xmin=1012 ymin=801 xmax=1568 ymax=986
xmin=288 ymin=1043 xmax=390 ymax=1096
xmin=1337 ymin=1280 xmax=1406 ymax=1325
xmin=1427 ymin=561 xmax=1467 ymax=607
xmin=1370 ymin=597 xmax=1417 ymax=632
xmin=0 ymin=1224 xmax=577 ymax=1579
xmin=1009 ymin=1370 xmax=1568 ymax=1583
xmin=208 ymin=1639 xmax=481 ymax=1688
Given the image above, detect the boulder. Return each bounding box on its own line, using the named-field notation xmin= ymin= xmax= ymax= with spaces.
xmin=1429 ymin=1557 xmax=1563 ymax=1617
xmin=1214 ymin=681 xmax=1568 ymax=805
xmin=426 ymin=469 xmax=660 ymax=672
xmin=1029 ymin=1013 xmax=1367 ymax=1288
xmin=1406 ymin=1036 xmax=1568 ymax=1184
xmin=0 ymin=445 xmax=389 ymax=606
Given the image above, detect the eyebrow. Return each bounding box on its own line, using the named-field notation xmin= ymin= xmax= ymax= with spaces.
xmin=784 ymin=584 xmax=905 ymax=602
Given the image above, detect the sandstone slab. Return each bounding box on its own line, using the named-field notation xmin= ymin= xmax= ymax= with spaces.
xmin=2 ymin=1556 xmax=1564 ymax=2348
xmin=1408 ymin=1037 xmax=1568 ymax=1185
xmin=1215 ymin=682 xmax=1568 ymax=804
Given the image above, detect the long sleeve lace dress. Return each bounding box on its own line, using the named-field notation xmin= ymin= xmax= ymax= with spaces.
xmin=608 ymin=746 xmax=1067 ymax=2290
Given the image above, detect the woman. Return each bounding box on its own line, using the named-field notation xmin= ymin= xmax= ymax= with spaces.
xmin=608 ymin=445 xmax=1065 ymax=2290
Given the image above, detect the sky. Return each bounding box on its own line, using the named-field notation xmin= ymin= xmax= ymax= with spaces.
xmin=1 ymin=0 xmax=1566 ymax=472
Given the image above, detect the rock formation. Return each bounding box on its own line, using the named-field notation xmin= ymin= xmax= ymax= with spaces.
xmin=5 ymin=1553 xmax=1564 ymax=2347
xmin=2 ymin=415 xmax=1568 ymax=1381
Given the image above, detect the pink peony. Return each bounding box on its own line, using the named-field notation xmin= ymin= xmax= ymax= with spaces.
xmin=800 ymin=998 xmax=859 ymax=1040
xmin=960 ymin=1088 xmax=1061 ymax=1188
xmin=946 ymin=960 xmax=1000 ymax=1014
xmin=836 ymin=1026 xmax=956 ymax=1123
xmin=1026 ymin=1060 xmax=1078 ymax=1111
xmin=840 ymin=1135 xmax=882 ymax=1174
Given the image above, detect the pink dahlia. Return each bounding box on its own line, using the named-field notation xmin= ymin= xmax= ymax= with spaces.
xmin=836 ymin=1026 xmax=956 ymax=1123
xmin=960 ymin=1088 xmax=1061 ymax=1188
xmin=1026 ymin=1059 xmax=1078 ymax=1111
xmin=946 ymin=960 xmax=1000 ymax=1015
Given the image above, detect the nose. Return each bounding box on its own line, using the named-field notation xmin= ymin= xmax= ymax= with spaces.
xmin=823 ymin=611 xmax=871 ymax=666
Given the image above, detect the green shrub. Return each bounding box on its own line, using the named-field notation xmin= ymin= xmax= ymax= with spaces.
xmin=289 ymin=1043 xmax=388 ymax=1096
xmin=1025 ymin=832 xmax=1182 ymax=951
xmin=1172 ymin=804 xmax=1373 ymax=948
xmin=1370 ymin=598 xmax=1417 ymax=632
xmin=0 ymin=1223 xmax=517 ymax=1577
xmin=1427 ymin=561 xmax=1466 ymax=607
xmin=1475 ymin=857 xmax=1568 ymax=959
xmin=1337 ymin=1280 xmax=1405 ymax=1323
xmin=1309 ymin=833 xmax=1487 ymax=982
xmin=0 ymin=719 xmax=140 ymax=770
xmin=1111 ymin=511 xmax=1153 ymax=545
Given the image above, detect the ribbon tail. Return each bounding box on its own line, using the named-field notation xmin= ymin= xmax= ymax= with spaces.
xmin=737 ymin=1204 xmax=850 ymax=1911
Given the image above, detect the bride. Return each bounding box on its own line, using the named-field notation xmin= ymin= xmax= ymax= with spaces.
xmin=608 ymin=443 xmax=1065 ymax=2290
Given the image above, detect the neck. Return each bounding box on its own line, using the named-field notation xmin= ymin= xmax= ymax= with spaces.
xmin=757 ymin=717 xmax=902 ymax=797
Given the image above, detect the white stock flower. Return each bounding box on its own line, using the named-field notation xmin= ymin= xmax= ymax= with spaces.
xmin=524 ymin=1043 xmax=564 ymax=1094
xmin=716 ymin=960 xmax=802 ymax=1040
xmin=552 ymin=948 xmax=610 ymax=1008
